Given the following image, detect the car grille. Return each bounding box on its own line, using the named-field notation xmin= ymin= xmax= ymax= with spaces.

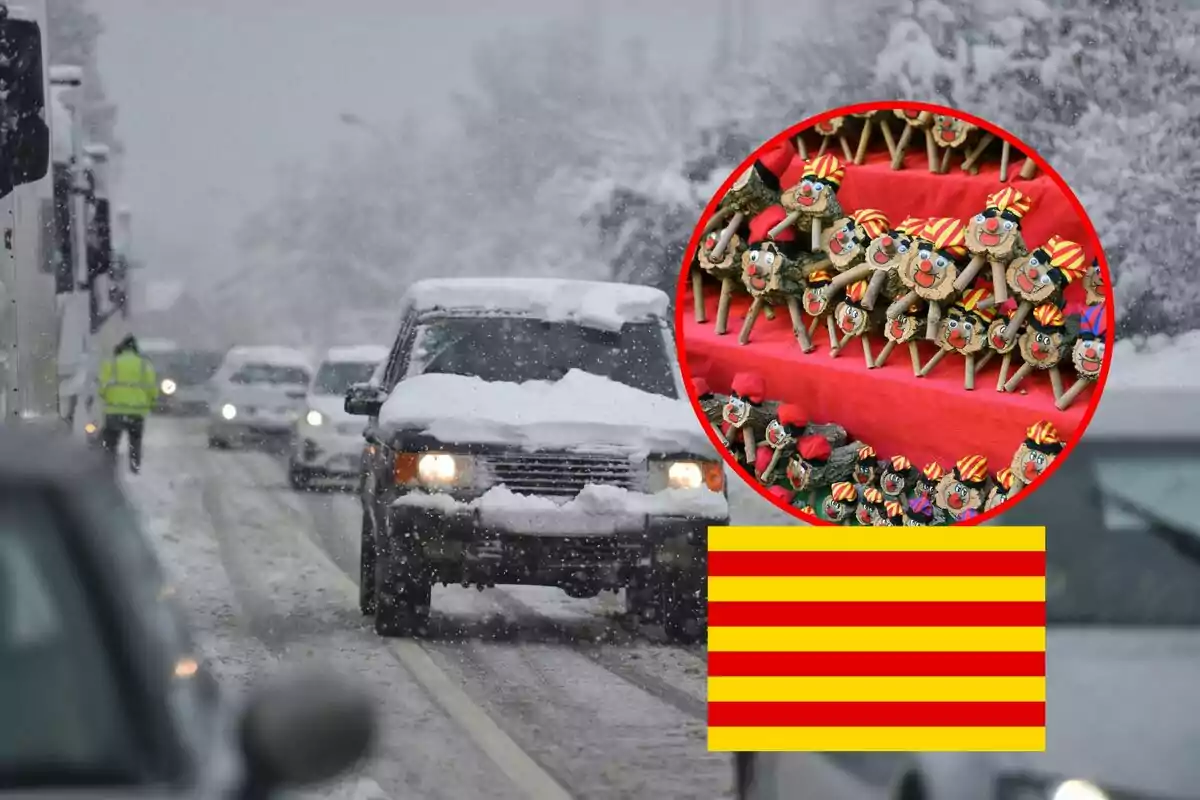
xmin=481 ymin=451 xmax=644 ymax=496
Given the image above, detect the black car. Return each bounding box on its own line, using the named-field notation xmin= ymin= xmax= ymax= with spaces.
xmin=0 ymin=424 xmax=375 ymax=794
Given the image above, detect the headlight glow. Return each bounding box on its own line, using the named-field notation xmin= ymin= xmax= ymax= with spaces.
xmin=305 ymin=409 xmax=323 ymax=426
xmin=668 ymin=461 xmax=704 ymax=489
xmin=220 ymin=403 xmax=237 ymax=420
xmin=84 ymin=422 xmax=97 ymax=435
xmin=650 ymin=459 xmax=725 ymax=492
xmin=1052 ymin=780 xmax=1109 ymax=800
xmin=160 ymin=379 xmax=177 ymax=395
xmin=418 ymin=453 xmax=459 ymax=484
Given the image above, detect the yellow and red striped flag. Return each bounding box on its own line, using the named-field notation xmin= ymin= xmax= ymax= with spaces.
xmin=707 ymin=526 xmax=1046 ymax=752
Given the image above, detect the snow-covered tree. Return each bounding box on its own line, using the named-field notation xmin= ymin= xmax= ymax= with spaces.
xmin=46 ymin=0 xmax=120 ymax=150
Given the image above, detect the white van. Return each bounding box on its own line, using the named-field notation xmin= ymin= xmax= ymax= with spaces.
xmin=287 ymin=345 xmax=388 ymax=489
xmin=206 ymin=346 xmax=312 ymax=450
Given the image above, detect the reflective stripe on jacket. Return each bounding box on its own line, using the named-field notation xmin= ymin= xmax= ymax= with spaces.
xmin=98 ymin=351 xmax=159 ymax=417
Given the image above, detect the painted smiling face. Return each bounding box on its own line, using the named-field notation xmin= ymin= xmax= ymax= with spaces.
xmin=1072 ymin=336 xmax=1106 ymax=380
xmin=938 ymin=309 xmax=988 ymax=355
xmin=931 ymin=114 xmax=973 ymax=148
xmin=821 ymin=496 xmax=854 ymax=522
xmin=894 ymin=109 xmax=932 ymax=127
xmin=879 ymin=460 xmax=914 ymax=499
xmin=935 ymin=473 xmax=986 ymax=516
xmin=784 ymin=455 xmax=813 ymax=492
xmin=1083 ymin=260 xmax=1107 ymax=306
xmin=854 ymin=498 xmax=875 ymax=525
xmin=835 ymin=301 xmax=870 ymax=337
xmin=825 ymin=217 xmax=865 ymax=270
xmin=813 ymin=116 xmax=845 ymax=135
xmin=721 ymin=394 xmax=751 ymax=429
xmin=741 ymin=242 xmax=790 ymax=297
xmin=987 ymin=317 xmax=1019 ymax=354
xmin=1011 ymin=443 xmax=1056 ymax=486
xmin=698 ymin=229 xmax=745 ymax=276
xmin=906 ymin=243 xmax=959 ymax=297
xmin=966 ymin=209 xmax=1024 ymax=259
xmin=803 ymin=273 xmax=834 ymax=316
xmin=781 ymin=174 xmax=841 ymax=220
xmin=985 ymin=486 xmax=1009 ymax=512
xmin=1018 ymin=326 xmax=1065 ymax=369
xmin=885 ymin=313 xmax=921 ymax=345
xmin=865 ymin=230 xmax=912 ymax=277
xmin=1006 ymin=247 xmax=1060 ymax=304
xmin=763 ymin=420 xmax=795 ymax=451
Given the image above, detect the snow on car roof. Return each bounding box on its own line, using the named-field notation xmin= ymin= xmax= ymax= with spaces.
xmin=138 ymin=338 xmax=180 ymax=354
xmin=221 ymin=346 xmax=312 ymax=369
xmin=403 ymin=278 xmax=670 ymax=332
xmin=323 ymin=345 xmax=389 ymax=364
xmin=1086 ymin=388 xmax=1200 ymax=441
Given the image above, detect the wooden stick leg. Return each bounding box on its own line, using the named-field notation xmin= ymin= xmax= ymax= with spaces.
xmin=759 ymin=447 xmax=784 ymax=483
xmin=891 ymin=126 xmax=913 ymax=170
xmin=953 ymin=254 xmax=988 ymax=292
xmin=863 ymin=271 xmax=888 ymax=309
xmin=1004 ymin=302 xmax=1032 ymax=342
xmin=961 ymin=133 xmax=995 ymax=171
xmin=768 ymin=211 xmax=801 ymax=240
xmin=879 ymin=119 xmax=898 ymax=160
xmin=818 ymin=136 xmax=830 ymax=157
xmin=807 ymin=315 xmax=820 ymax=338
xmin=925 ymin=304 xmax=942 ymax=340
xmin=786 ymin=297 xmax=815 ymax=353
xmin=737 ymin=297 xmax=764 ymax=345
xmin=939 ymin=147 xmax=952 ymax=174
xmin=836 ymin=330 xmax=853 ymax=352
xmin=741 ymin=427 xmax=755 ymax=465
xmin=807 ymin=491 xmax=818 ymax=510
xmin=692 ymin=269 xmax=707 ymax=323
xmin=763 ymin=304 xmax=776 ymax=321
xmin=1019 ymin=157 xmax=1037 ymax=180
xmin=1049 ymin=365 xmax=1065 ymax=401
xmin=1000 ymin=141 xmax=1011 ymax=182
xmin=828 ymin=264 xmax=874 ymax=293
xmin=990 ymin=260 xmax=1009 ymax=305
xmin=1055 ymin=378 xmax=1092 ymax=411
xmin=838 ymin=133 xmax=855 ymax=162
xmin=1003 ymin=362 xmax=1033 ymax=393
xmin=826 ymin=315 xmax=841 ymax=354
xmin=796 ymin=134 xmax=808 ymax=161
xmin=874 ymin=339 xmax=896 ymax=368
xmin=862 ymin=334 xmax=874 ymax=369
xmin=918 ymin=348 xmax=949 ymax=377
xmin=709 ymin=213 xmax=744 ymax=261
xmin=702 ymin=207 xmax=732 ymax=235
xmin=964 ymin=352 xmax=976 ymax=391
xmin=802 ymin=258 xmax=833 ymax=278
xmin=887 ymin=291 xmax=919 ymax=319
xmin=810 ymin=218 xmax=823 ymax=252
xmin=854 ymin=119 xmax=874 ymax=165
xmin=908 ymin=341 xmax=922 ymax=375
xmin=924 ymin=128 xmax=938 ymax=172
xmin=713 ymin=421 xmax=729 ymax=447
xmin=715 ymin=277 xmax=735 ymax=335
xmin=996 ymin=352 xmax=1012 ymax=391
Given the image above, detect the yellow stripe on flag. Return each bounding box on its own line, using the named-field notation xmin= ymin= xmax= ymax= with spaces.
xmin=707 ymin=526 xmax=1045 ymax=552
xmin=708 ymin=576 xmax=1045 ymax=603
xmin=708 ymin=726 xmax=1046 ymax=752
xmin=707 ymin=625 xmax=1045 ymax=653
xmin=707 ymin=676 xmax=1047 ymax=703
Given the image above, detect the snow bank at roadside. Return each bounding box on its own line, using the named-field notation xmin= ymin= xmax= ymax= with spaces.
xmin=1110 ymin=334 xmax=1200 ymax=388
xmin=379 ymin=369 xmax=714 ymax=455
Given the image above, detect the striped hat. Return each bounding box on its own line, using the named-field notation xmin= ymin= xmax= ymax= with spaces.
xmin=908 ymin=495 xmax=935 ymax=517
xmin=956 ymin=508 xmax=981 ymax=522
xmin=807 ymin=268 xmax=833 ymax=285
xmin=830 ymin=481 xmax=858 ymax=503
xmin=889 ymin=455 xmax=912 ymax=472
xmin=797 ymin=504 xmax=817 ymax=516
xmin=850 ymin=208 xmax=890 ymax=240
xmin=844 ymin=279 xmax=869 ymax=305
xmin=984 ymin=187 xmax=1033 ymax=220
xmin=1043 ymin=236 xmax=1088 ymax=283
xmin=958 ymin=287 xmax=996 ymax=323
xmin=1080 ymin=302 xmax=1106 ymax=340
xmin=857 ymin=445 xmax=877 ymax=463
xmin=922 ymin=462 xmax=945 ymax=482
xmin=995 ymin=467 xmax=1015 ymax=491
xmin=863 ymin=486 xmax=885 ymax=505
xmin=802 ymin=154 xmax=845 ymax=188
xmin=884 ymin=500 xmax=904 ymax=518
xmin=954 ymin=454 xmax=989 ymax=487
xmin=1025 ymin=420 xmax=1064 ymax=454
xmin=1030 ymin=303 xmax=1066 ymax=332
xmin=894 ymin=216 xmax=926 ymax=237
xmin=923 ymin=217 xmax=970 ymax=260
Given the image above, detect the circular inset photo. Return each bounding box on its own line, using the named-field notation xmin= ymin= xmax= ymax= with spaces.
xmin=679 ymin=101 xmax=1115 ymax=526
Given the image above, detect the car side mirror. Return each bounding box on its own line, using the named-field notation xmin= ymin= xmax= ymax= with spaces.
xmin=238 ymin=671 xmax=376 ymax=793
xmin=345 ymin=382 xmax=386 ymax=417
xmin=0 ymin=15 xmax=51 ymax=195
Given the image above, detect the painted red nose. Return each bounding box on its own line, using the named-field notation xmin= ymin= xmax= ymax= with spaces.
xmin=984 ymin=218 xmax=999 ymax=232
xmin=880 ymin=236 xmax=893 ymax=247
xmin=747 ymin=265 xmax=758 ymax=276
xmin=1085 ymin=347 xmax=1098 ymax=359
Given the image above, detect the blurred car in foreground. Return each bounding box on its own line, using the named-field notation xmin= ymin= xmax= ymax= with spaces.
xmin=0 ymin=424 xmax=375 ymax=794
xmin=207 ymin=346 xmax=312 ymax=451
xmin=288 ymin=345 xmax=388 ymax=490
xmin=345 ymin=278 xmax=727 ymax=641
xmin=148 ymin=348 xmax=225 ymax=416
xmin=734 ymin=387 xmax=1200 ymax=800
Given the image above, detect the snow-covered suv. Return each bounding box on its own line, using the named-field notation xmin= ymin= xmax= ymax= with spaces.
xmin=344 ymin=277 xmax=727 ymax=640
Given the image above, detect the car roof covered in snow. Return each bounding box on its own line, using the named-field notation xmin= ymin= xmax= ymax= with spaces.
xmin=220 ymin=346 xmax=312 ymax=369
xmin=1085 ymin=388 xmax=1200 ymax=441
xmin=138 ymin=338 xmax=180 ymax=354
xmin=402 ymin=278 xmax=671 ymax=332
xmin=322 ymin=345 xmax=389 ymax=364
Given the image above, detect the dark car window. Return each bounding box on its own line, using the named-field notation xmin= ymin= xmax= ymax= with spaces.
xmin=228 ymin=362 xmax=309 ymax=386
xmin=0 ymin=491 xmax=140 ymax=786
xmin=312 ymin=361 xmax=379 ymax=396
xmin=151 ymin=351 xmax=224 ymax=386
xmin=408 ymin=316 xmax=678 ymax=398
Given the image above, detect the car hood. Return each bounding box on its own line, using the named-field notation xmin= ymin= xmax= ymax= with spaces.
xmin=986 ymin=628 xmax=1200 ymax=796
xmin=377 ymin=369 xmax=716 ymax=456
xmin=306 ymin=393 xmax=355 ymax=425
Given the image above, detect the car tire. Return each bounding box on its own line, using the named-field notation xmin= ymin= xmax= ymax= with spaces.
xmin=373 ymin=541 xmax=431 ymax=638
xmin=660 ymin=569 xmax=705 ymax=645
xmin=207 ymin=435 xmax=227 ymax=450
xmin=359 ymin=514 xmax=376 ymax=616
xmin=287 ymin=463 xmax=310 ymax=491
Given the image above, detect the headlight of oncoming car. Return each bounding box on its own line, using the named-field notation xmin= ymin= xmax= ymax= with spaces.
xmin=648 ymin=459 xmax=725 ymax=492
xmin=392 ymin=452 xmax=475 ymax=489
xmin=305 ymin=409 xmax=323 ymax=427
xmin=996 ymin=775 xmax=1114 ymax=800
xmin=161 ymin=379 xmax=177 ymax=395
xmin=220 ymin=403 xmax=237 ymax=420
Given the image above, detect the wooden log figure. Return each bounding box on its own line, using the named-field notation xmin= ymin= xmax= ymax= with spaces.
xmin=934 ymin=455 xmax=993 ymax=519
xmin=1008 ymin=420 xmax=1064 ymax=493
xmin=691 ymin=377 xmax=726 ymax=442
xmin=1057 ymin=302 xmax=1106 ymax=411
xmin=903 ymin=496 xmax=937 ymax=526
xmin=707 ymin=160 xmax=781 ymax=262
xmin=784 ymin=436 xmax=867 ymax=501
xmin=757 ymin=403 xmax=808 ymax=483
xmin=719 ymin=372 xmax=770 ymax=465
xmin=812 ymin=115 xmax=854 ymax=161
xmin=958 ymin=187 xmax=1035 ymax=305
xmin=738 ymin=206 xmax=815 ymax=351
xmin=852 ymin=445 xmax=882 ymax=491
xmin=874 ymin=300 xmax=924 ymax=374
xmin=986 ymin=301 xmax=1022 ymax=392
xmin=801 ymin=268 xmax=842 ymax=354
xmin=851 ymin=110 xmax=897 ymax=164
xmin=1003 ymin=235 xmax=1087 ymax=343
xmin=928 ymin=113 xmax=976 ymax=174
xmin=919 ymin=287 xmax=996 ymax=390
xmin=891 ymin=109 xmax=936 ymax=170
xmin=795 ymin=504 xmax=818 ymax=518
xmin=892 ymin=217 xmax=970 ymax=340
xmin=879 ymin=500 xmax=906 ymax=526
xmin=1003 ymin=303 xmax=1068 ymax=398
xmin=770 ymin=154 xmax=846 ymax=250
xmin=1083 ymin=257 xmax=1106 ymax=307
xmin=863 ymin=216 xmax=925 ymax=310
xmin=831 ymin=279 xmax=880 ymax=369
xmin=695 ymin=226 xmax=747 ymax=333
xmin=820 ymin=481 xmax=860 ymax=525
xmin=825 ymin=208 xmax=892 ymax=295
xmin=855 ymin=486 xmax=886 ymax=526
xmin=954 ymin=509 xmax=982 ymax=523
xmin=758 ymin=402 xmax=849 ymax=449
xmin=879 ymin=455 xmax=919 ymax=502
xmin=984 ymin=467 xmax=1016 ymax=512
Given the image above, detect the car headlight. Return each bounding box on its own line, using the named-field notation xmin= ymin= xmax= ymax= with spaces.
xmin=997 ymin=775 xmax=1114 ymax=800
xmin=220 ymin=403 xmax=237 ymax=420
xmin=161 ymin=379 xmax=177 ymax=395
xmin=84 ymin=421 xmax=97 ymax=435
xmin=393 ymin=452 xmax=474 ymax=488
xmin=305 ymin=409 xmax=323 ymax=427
xmin=649 ymin=459 xmax=725 ymax=492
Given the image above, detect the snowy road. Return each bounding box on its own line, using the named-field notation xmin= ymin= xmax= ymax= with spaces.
xmin=122 ymin=418 xmax=813 ymax=800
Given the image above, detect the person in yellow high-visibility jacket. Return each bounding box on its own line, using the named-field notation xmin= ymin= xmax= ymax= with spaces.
xmin=97 ymin=334 xmax=159 ymax=473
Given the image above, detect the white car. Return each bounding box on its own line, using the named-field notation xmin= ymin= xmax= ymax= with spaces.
xmin=206 ymin=346 xmax=313 ymax=450
xmin=287 ymin=345 xmax=388 ymax=489
xmin=735 ymin=387 xmax=1200 ymax=800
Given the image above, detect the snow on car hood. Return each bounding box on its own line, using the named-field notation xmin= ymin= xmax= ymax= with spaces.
xmin=378 ymin=369 xmax=714 ymax=455
xmin=978 ymin=628 xmax=1200 ymax=797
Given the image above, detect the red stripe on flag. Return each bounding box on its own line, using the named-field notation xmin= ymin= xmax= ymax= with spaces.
xmin=707 ymin=601 xmax=1046 ymax=627
xmin=707 ymin=701 xmax=1045 ymax=728
xmin=707 ymin=551 xmax=1046 ymax=577
xmin=707 ymin=651 xmax=1045 ymax=677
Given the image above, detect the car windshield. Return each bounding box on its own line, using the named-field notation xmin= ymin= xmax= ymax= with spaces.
xmin=228 ymin=362 xmax=309 ymax=386
xmin=151 ymin=351 xmax=224 ymax=386
xmin=993 ymin=439 xmax=1200 ymax=626
xmin=409 ymin=315 xmax=678 ymax=398
xmin=312 ymin=361 xmax=378 ymax=395
xmin=0 ymin=490 xmax=139 ymax=786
